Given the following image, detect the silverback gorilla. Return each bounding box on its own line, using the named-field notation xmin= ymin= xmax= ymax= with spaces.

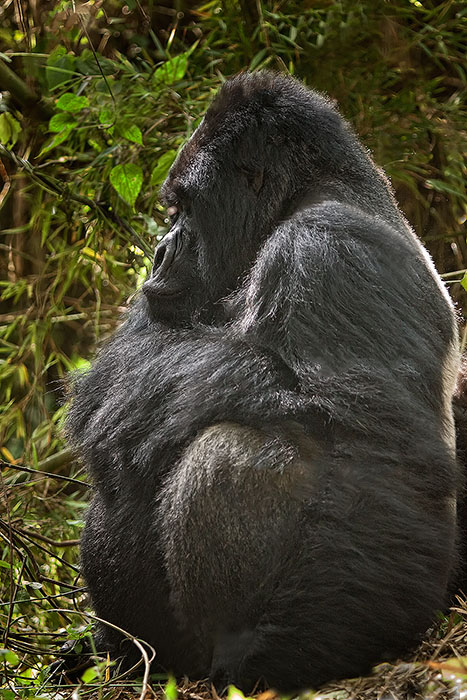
xmin=67 ymin=72 xmax=461 ymax=692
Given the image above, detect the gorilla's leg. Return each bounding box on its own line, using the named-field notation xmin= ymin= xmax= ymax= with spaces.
xmin=159 ymin=423 xmax=457 ymax=692
xmin=158 ymin=422 xmax=310 ymax=681
xmin=81 ymin=494 xmax=204 ymax=676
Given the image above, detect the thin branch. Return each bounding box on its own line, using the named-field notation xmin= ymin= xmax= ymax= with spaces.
xmin=52 ymin=608 xmax=155 ymax=700
xmin=14 ymin=526 xmax=80 ymax=548
xmin=1 ymin=457 xmax=90 ymax=488
xmin=0 ymin=145 xmax=154 ymax=257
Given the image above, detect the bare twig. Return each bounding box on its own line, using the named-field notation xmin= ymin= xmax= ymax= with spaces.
xmin=14 ymin=526 xmax=80 ymax=548
xmin=1 ymin=459 xmax=90 ymax=487
xmin=52 ymin=609 xmax=156 ymax=700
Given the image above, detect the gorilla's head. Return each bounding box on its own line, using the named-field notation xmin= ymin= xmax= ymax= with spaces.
xmin=142 ymin=71 xmax=376 ymax=325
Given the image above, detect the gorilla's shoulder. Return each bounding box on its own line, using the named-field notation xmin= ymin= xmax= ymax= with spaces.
xmin=281 ymin=199 xmax=413 ymax=253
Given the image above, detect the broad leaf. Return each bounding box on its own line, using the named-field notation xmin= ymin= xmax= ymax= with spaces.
xmin=117 ymin=122 xmax=143 ymax=145
xmin=99 ymin=108 xmax=114 ymax=126
xmin=110 ymin=163 xmax=143 ymax=208
xmin=152 ymin=53 xmax=188 ymax=85
xmin=0 ymin=649 xmax=19 ymax=666
xmin=56 ymin=93 xmax=89 ymax=112
xmin=0 ymin=113 xmax=21 ymax=146
xmin=49 ymin=112 xmax=77 ymax=133
xmin=46 ymin=46 xmax=76 ymax=90
xmin=151 ymin=150 xmax=177 ymax=186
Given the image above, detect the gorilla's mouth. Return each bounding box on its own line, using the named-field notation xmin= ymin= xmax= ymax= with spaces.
xmin=156 ymin=289 xmax=184 ymax=298
xmin=142 ymin=281 xmax=186 ymax=303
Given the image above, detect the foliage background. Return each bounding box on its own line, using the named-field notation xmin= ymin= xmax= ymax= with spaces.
xmin=0 ymin=0 xmax=466 ymax=697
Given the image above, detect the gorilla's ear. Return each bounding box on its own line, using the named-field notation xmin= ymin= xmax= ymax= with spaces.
xmin=238 ymin=166 xmax=264 ymax=195
xmin=250 ymin=168 xmax=264 ymax=194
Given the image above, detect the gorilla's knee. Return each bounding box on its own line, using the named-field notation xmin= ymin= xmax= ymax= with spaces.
xmin=157 ymin=422 xmax=314 ymax=656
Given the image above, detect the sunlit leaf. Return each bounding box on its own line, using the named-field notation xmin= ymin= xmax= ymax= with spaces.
xmin=81 ymin=665 xmax=99 ymax=683
xmin=0 ymin=113 xmax=21 ymax=146
xmin=152 ymin=53 xmax=188 ymax=85
xmin=80 ymin=246 xmax=105 ymax=263
xmin=110 ymin=163 xmax=143 ymax=208
xmin=164 ymin=676 xmax=178 ymax=700
xmin=49 ymin=112 xmax=77 ymax=133
xmin=39 ymin=127 xmax=74 ymax=155
xmin=227 ymin=686 xmax=248 ymax=700
xmin=428 ymin=657 xmax=467 ymax=681
xmin=17 ymin=363 xmax=28 ymax=387
xmin=1 ymin=446 xmax=16 ymax=462
xmin=117 ymin=121 xmax=143 ymax=145
xmin=0 ymin=649 xmax=20 ymax=667
xmin=151 ymin=150 xmax=177 ymax=186
xmin=99 ymin=108 xmax=114 ymax=126
xmin=56 ymin=93 xmax=89 ymax=112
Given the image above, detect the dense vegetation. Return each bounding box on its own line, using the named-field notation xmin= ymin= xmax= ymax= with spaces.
xmin=1 ymin=1 xmax=466 ymax=698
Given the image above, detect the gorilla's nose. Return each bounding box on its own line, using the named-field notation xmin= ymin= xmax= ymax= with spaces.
xmin=152 ymin=229 xmax=179 ymax=277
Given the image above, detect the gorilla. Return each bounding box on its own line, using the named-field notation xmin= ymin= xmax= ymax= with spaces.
xmin=67 ymin=71 xmax=461 ymax=692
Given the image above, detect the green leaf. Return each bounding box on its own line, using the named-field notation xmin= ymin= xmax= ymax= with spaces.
xmin=99 ymin=108 xmax=114 ymax=126
xmin=0 ymin=113 xmax=21 ymax=146
xmin=425 ymin=178 xmax=467 ymax=201
xmin=461 ymin=273 xmax=467 ymax=293
xmin=0 ymin=649 xmax=20 ymax=666
xmin=227 ymin=687 xmax=246 ymax=700
xmin=110 ymin=163 xmax=143 ymax=208
xmin=151 ymin=150 xmax=177 ymax=186
xmin=46 ymin=47 xmax=76 ymax=90
xmin=76 ymin=49 xmax=117 ymax=76
xmin=164 ymin=676 xmax=178 ymax=700
xmin=117 ymin=121 xmax=143 ymax=145
xmin=81 ymin=665 xmax=99 ymax=683
xmin=49 ymin=112 xmax=77 ymax=133
xmin=56 ymin=93 xmax=89 ymax=112
xmin=70 ymin=355 xmax=91 ymax=372
xmin=0 ymin=689 xmax=16 ymax=700
xmin=0 ymin=560 xmax=11 ymax=569
xmin=39 ymin=127 xmax=74 ymax=155
xmin=152 ymin=53 xmax=188 ymax=86
xmin=249 ymin=48 xmax=268 ymax=71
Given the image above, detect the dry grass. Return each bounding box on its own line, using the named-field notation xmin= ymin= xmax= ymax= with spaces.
xmin=42 ymin=598 xmax=467 ymax=700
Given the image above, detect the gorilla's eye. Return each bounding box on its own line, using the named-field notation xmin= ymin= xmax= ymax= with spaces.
xmin=165 ymin=205 xmax=179 ymax=226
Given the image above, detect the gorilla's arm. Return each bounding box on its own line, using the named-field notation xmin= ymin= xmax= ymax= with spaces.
xmin=69 ymin=202 xmax=456 ymax=495
xmin=67 ymin=316 xmax=303 ymax=491
xmin=151 ymin=202 xmax=455 ymax=450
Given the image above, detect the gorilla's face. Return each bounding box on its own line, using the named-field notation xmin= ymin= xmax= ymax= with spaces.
xmin=142 ymin=73 xmax=346 ymax=326
xmin=143 ymin=136 xmax=269 ymax=325
xmin=142 ymin=211 xmax=203 ymax=324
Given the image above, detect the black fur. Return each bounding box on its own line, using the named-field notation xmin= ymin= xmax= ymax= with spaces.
xmin=67 ymin=72 xmax=460 ymax=692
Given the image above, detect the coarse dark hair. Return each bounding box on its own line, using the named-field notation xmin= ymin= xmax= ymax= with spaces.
xmin=67 ymin=71 xmax=460 ymax=692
